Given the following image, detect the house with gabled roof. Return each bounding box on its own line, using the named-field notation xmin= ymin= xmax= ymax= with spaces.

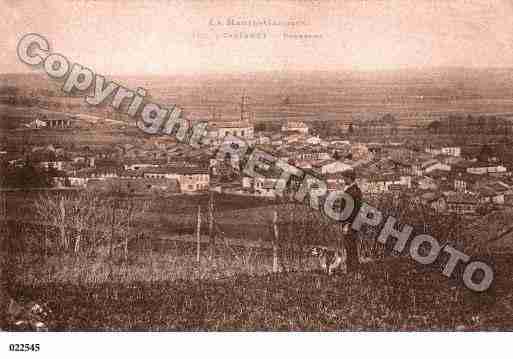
xmin=445 ymin=193 xmax=480 ymax=215
xmin=281 ymin=121 xmax=309 ymax=134
xmin=142 ymin=166 xmax=209 ymax=192
xmin=207 ymin=121 xmax=254 ymax=141
xmin=359 ymin=172 xmax=412 ymax=194
xmin=467 ymin=161 xmax=507 ymax=175
xmin=312 ymin=159 xmax=353 ymax=175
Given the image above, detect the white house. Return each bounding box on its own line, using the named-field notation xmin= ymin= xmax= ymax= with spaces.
xmin=295 ymin=148 xmax=331 ymax=162
xmin=360 ymin=173 xmax=412 ymax=193
xmin=256 ymin=136 xmax=271 ymax=145
xmin=242 ymin=176 xmax=253 ymax=189
xmin=25 ymin=118 xmax=48 ymax=129
xmin=467 ymin=162 xmax=507 ymax=175
xmin=253 ymin=177 xmax=282 ymax=198
xmin=285 ymin=134 xmax=304 ymax=144
xmin=445 ymin=193 xmax=480 ymax=215
xmin=67 ymin=176 xmax=88 ymax=187
xmin=426 ymin=146 xmax=461 ymax=157
xmin=351 ymin=143 xmax=371 ymax=161
xmin=124 ymin=162 xmax=159 ymax=171
xmin=281 ymin=121 xmax=309 ymax=134
xmin=306 ymin=136 xmax=322 ymax=145
xmin=442 ymin=146 xmax=461 ymax=157
xmin=422 ymin=159 xmax=451 ymax=174
xmin=207 ymin=121 xmax=254 ymax=141
xmin=143 ymin=166 xmax=210 ymax=192
xmin=313 ymin=160 xmax=353 ymax=175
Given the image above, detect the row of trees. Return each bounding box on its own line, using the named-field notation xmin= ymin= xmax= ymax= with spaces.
xmin=31 ymin=188 xmax=150 ymax=263
xmin=0 ymin=162 xmax=58 ymax=189
xmin=428 ymin=115 xmax=513 ymax=135
xmin=0 ymin=189 xmax=149 ymax=324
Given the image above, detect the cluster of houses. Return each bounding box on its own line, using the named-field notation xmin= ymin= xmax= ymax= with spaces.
xmin=211 ymin=121 xmax=513 ymax=217
xmin=1 ymin=140 xmax=210 ymax=196
xmin=3 ymin=118 xmax=513 ymax=216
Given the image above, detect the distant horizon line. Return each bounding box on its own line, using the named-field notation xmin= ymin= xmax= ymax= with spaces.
xmin=4 ymin=65 xmax=513 ymax=78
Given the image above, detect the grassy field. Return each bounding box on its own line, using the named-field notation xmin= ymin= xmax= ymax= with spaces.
xmin=4 ymin=189 xmax=513 ymax=331
xmin=8 ymin=254 xmax=513 ymax=331
xmin=7 ymin=239 xmax=279 ymax=284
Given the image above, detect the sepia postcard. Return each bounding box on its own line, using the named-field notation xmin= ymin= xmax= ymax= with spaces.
xmin=1 ymin=0 xmax=512 ymax=357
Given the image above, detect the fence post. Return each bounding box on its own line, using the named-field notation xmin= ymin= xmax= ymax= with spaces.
xmin=44 ymin=225 xmax=48 ymax=258
xmin=272 ymin=210 xmax=279 ymax=273
xmin=59 ymin=196 xmax=66 ymax=250
xmin=208 ymin=192 xmax=214 ymax=259
xmin=196 ymin=205 xmax=202 ymax=263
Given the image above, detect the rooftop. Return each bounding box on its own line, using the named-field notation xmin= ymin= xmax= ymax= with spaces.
xmin=143 ymin=166 xmax=209 ymax=175
xmin=209 ymin=121 xmax=252 ymax=129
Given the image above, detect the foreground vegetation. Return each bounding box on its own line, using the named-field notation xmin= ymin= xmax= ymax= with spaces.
xmin=2 ymin=190 xmax=512 ymax=331
xmin=9 ymin=254 xmax=512 ymax=331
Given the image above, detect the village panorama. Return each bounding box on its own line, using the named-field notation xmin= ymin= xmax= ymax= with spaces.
xmin=2 ymin=65 xmax=513 ymax=331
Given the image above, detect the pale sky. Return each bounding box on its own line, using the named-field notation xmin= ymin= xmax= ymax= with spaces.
xmin=2 ymin=0 xmax=513 ymax=74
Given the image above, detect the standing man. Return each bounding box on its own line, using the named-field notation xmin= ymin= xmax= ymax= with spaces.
xmin=342 ymin=170 xmax=362 ymax=273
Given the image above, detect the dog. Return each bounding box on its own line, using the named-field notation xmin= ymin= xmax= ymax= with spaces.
xmin=310 ymin=246 xmax=347 ymax=275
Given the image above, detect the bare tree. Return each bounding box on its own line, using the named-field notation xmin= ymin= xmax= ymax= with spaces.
xmin=34 ymin=187 xmax=149 ymax=261
xmin=34 ymin=191 xmax=100 ymax=254
xmin=100 ymin=185 xmax=150 ymax=266
xmin=34 ymin=194 xmax=69 ymax=252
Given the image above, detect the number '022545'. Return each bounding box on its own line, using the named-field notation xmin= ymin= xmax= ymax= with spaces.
xmin=9 ymin=344 xmax=40 ymax=352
